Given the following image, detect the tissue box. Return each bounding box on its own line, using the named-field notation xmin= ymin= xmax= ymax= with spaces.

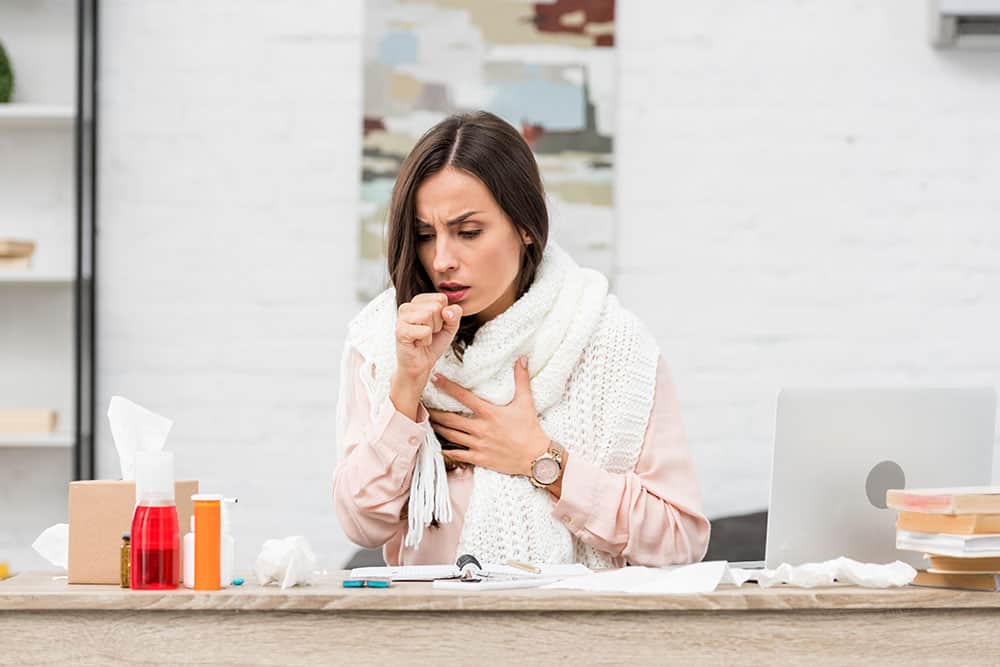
xmin=67 ymin=480 xmax=198 ymax=584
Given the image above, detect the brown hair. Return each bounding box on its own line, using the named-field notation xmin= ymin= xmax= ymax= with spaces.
xmin=385 ymin=111 xmax=549 ymax=356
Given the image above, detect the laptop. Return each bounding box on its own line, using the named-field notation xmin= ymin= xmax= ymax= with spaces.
xmin=764 ymin=387 xmax=997 ymax=570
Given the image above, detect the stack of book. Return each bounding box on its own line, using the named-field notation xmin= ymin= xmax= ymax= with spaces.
xmin=0 ymin=238 xmax=36 ymax=269
xmin=889 ymin=487 xmax=1000 ymax=591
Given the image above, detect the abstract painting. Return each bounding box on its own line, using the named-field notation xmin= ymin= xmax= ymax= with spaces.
xmin=360 ymin=0 xmax=618 ymax=301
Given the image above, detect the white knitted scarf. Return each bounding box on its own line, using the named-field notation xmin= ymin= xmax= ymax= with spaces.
xmin=336 ymin=243 xmax=659 ymax=567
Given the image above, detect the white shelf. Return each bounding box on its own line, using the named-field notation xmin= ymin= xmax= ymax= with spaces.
xmin=0 ymin=105 xmax=75 ymax=129
xmin=0 ymin=432 xmax=73 ymax=448
xmin=0 ymin=271 xmax=75 ymax=284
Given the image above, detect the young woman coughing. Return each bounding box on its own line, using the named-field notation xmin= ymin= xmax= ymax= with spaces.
xmin=334 ymin=111 xmax=710 ymax=567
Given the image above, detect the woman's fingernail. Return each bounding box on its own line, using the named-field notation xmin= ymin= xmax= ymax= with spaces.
xmin=430 ymin=373 xmax=440 ymax=383
xmin=443 ymin=309 xmax=453 ymax=320
xmin=519 ymin=357 xmax=528 ymax=369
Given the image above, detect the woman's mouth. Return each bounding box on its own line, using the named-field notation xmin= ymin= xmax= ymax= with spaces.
xmin=439 ymin=283 xmax=470 ymax=304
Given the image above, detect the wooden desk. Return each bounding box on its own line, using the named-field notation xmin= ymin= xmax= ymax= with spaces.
xmin=2 ymin=570 xmax=999 ymax=665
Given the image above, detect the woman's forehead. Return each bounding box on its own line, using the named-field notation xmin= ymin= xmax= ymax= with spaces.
xmin=416 ymin=168 xmax=497 ymax=220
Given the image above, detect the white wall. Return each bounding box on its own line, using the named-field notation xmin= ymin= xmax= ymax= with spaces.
xmin=614 ymin=1 xmax=1000 ymax=516
xmin=93 ymin=0 xmax=362 ymax=571
xmin=12 ymin=0 xmax=999 ymax=572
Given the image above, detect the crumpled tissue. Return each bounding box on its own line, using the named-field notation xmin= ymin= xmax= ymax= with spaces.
xmin=31 ymin=396 xmax=173 ymax=571
xmin=542 ymin=558 xmax=915 ymax=594
xmin=723 ymin=557 xmax=917 ymax=588
xmin=254 ymin=536 xmax=318 ymax=589
xmin=32 ymin=523 xmax=69 ymax=571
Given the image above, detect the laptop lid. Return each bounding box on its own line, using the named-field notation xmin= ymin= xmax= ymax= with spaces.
xmin=765 ymin=387 xmax=996 ymax=569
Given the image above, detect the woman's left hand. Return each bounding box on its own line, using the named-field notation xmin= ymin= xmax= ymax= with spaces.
xmin=428 ymin=357 xmax=550 ymax=477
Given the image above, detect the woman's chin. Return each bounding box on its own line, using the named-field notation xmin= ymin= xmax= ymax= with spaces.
xmin=458 ymin=302 xmax=482 ymax=318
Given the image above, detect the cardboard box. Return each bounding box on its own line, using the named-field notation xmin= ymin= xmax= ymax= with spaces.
xmin=68 ymin=480 xmax=198 ymax=584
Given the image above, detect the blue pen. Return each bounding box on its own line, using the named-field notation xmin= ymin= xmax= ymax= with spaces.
xmin=343 ymin=577 xmax=391 ymax=588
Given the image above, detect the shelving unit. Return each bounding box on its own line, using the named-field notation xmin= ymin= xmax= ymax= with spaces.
xmin=0 ymin=104 xmax=75 ymax=127
xmin=0 ymin=0 xmax=96 ymax=572
xmin=0 ymin=271 xmax=76 ymax=284
xmin=0 ymin=433 xmax=74 ymax=448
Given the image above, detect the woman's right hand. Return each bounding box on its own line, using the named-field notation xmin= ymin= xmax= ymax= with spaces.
xmin=390 ymin=293 xmax=462 ymax=421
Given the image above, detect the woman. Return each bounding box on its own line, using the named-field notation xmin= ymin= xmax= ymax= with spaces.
xmin=334 ymin=111 xmax=709 ymax=567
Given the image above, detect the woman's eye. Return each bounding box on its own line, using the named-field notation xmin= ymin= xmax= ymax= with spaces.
xmin=416 ymin=234 xmax=434 ymax=243
xmin=459 ymin=230 xmax=482 ymax=239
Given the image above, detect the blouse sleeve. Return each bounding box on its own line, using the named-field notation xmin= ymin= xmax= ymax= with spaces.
xmin=332 ymin=349 xmax=428 ymax=549
xmin=549 ymin=357 xmax=711 ymax=566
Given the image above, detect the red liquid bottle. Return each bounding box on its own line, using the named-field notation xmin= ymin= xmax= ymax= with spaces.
xmin=131 ymin=451 xmax=180 ymax=589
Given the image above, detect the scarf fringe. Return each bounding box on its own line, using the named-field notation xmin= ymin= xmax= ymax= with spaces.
xmin=404 ymin=422 xmax=453 ymax=549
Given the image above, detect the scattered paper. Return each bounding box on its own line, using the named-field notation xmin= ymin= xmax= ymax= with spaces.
xmin=541 ymin=561 xmax=727 ymax=594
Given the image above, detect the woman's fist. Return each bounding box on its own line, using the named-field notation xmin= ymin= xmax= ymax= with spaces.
xmin=394 ymin=293 xmax=462 ymax=384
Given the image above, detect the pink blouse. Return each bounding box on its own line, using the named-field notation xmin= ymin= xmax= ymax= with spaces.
xmin=333 ymin=350 xmax=710 ymax=567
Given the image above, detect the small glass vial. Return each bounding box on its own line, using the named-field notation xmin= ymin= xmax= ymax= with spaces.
xmin=120 ymin=531 xmax=131 ymax=588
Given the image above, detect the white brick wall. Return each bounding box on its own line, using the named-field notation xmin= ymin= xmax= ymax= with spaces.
xmin=10 ymin=0 xmax=999 ymax=572
xmin=615 ymin=0 xmax=1000 ymax=517
xmin=94 ymin=0 xmax=363 ymax=570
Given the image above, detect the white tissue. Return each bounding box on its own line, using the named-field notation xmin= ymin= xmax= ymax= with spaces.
xmin=31 ymin=523 xmax=69 ymax=571
xmin=723 ymin=557 xmax=917 ymax=588
xmin=254 ymin=536 xmax=317 ymax=589
xmin=541 ymin=558 xmax=915 ymax=594
xmin=108 ymin=396 xmax=173 ymax=480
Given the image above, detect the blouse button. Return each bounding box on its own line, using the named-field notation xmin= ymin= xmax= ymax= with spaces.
xmin=408 ymin=436 xmax=420 ymax=446
xmin=561 ymin=514 xmax=571 ymax=524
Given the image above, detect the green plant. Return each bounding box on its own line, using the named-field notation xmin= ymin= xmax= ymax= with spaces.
xmin=0 ymin=39 xmax=13 ymax=103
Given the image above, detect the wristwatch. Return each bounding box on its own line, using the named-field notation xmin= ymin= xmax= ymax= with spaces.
xmin=529 ymin=440 xmax=565 ymax=488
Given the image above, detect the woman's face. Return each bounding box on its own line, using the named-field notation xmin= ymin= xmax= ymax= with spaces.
xmin=414 ymin=166 xmax=529 ymax=322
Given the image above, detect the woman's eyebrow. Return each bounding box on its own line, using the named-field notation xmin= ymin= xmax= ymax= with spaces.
xmin=415 ymin=211 xmax=483 ymax=227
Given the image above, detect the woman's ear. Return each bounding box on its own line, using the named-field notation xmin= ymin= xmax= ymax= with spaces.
xmin=521 ymin=231 xmax=533 ymax=245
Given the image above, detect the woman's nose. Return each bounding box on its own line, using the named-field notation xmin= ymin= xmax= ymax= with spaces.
xmin=432 ymin=237 xmax=458 ymax=273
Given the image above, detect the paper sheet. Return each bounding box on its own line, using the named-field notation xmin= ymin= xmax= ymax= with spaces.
xmin=433 ymin=577 xmax=564 ymax=591
xmin=350 ymin=562 xmax=590 ymax=581
xmin=541 ymin=561 xmax=728 ymax=594
xmin=350 ymin=565 xmax=458 ymax=581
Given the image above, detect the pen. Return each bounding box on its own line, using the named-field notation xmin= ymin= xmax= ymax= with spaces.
xmin=504 ymin=559 xmax=541 ymax=574
xmin=342 ymin=577 xmax=392 ymax=588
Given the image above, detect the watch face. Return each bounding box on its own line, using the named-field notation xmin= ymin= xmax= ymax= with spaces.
xmin=532 ymin=457 xmax=560 ymax=485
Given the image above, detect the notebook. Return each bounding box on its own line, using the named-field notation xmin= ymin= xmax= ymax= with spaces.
xmin=912 ymin=570 xmax=1000 ymax=592
xmin=887 ymin=487 xmax=1000 ymax=515
xmin=432 ymin=576 xmax=565 ymax=591
xmin=896 ymin=530 xmax=1000 ymax=558
xmin=349 ymin=562 xmax=591 ymax=582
